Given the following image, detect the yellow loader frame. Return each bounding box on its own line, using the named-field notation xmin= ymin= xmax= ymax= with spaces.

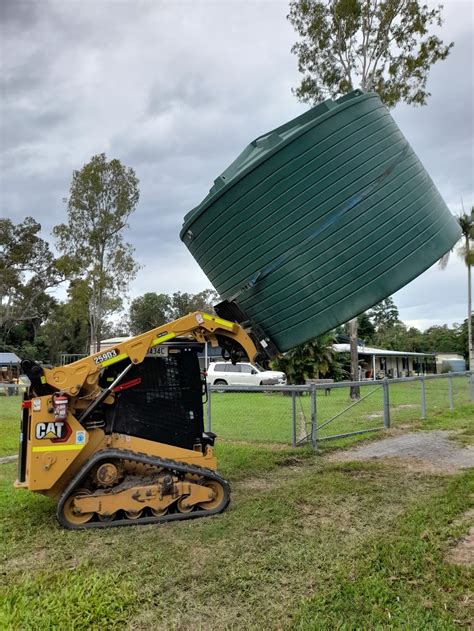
xmin=15 ymin=312 xmax=261 ymax=516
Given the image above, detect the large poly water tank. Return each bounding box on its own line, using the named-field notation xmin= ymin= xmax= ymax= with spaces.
xmin=180 ymin=90 xmax=460 ymax=353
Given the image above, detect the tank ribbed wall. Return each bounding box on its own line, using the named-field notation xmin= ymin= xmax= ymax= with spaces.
xmin=181 ymin=91 xmax=460 ymax=352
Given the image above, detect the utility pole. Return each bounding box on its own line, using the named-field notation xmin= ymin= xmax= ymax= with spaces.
xmin=467 ymin=233 xmax=473 ymax=372
xmin=468 ymin=280 xmax=473 ymax=372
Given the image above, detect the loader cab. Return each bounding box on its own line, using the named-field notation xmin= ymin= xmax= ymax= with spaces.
xmin=100 ymin=341 xmax=209 ymax=451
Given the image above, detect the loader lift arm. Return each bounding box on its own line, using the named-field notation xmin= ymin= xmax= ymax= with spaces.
xmin=38 ymin=311 xmax=263 ymax=399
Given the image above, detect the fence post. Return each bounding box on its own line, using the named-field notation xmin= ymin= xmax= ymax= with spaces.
xmin=292 ymin=390 xmax=297 ymax=447
xmin=310 ymin=385 xmax=317 ymax=448
xmin=448 ymin=374 xmax=454 ymax=411
xmin=206 ymin=386 xmax=212 ymax=432
xmin=470 ymin=372 xmax=474 ymax=403
xmin=383 ymin=378 xmax=390 ymax=429
xmin=420 ymin=376 xmax=426 ymax=420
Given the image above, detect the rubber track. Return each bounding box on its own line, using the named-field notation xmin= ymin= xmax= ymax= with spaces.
xmin=57 ymin=449 xmax=231 ymax=530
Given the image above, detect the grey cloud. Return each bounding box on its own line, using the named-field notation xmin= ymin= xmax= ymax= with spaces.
xmin=1 ymin=106 xmax=70 ymax=150
xmin=392 ymin=24 xmax=473 ymax=211
xmin=0 ymin=64 xmax=44 ymax=100
xmin=147 ymin=76 xmax=217 ymax=118
xmin=0 ymin=0 xmax=41 ymax=28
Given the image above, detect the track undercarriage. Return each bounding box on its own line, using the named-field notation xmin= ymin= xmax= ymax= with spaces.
xmin=58 ymin=450 xmax=230 ymax=529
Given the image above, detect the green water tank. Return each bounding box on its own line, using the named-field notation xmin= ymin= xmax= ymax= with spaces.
xmin=180 ymin=90 xmax=460 ymax=353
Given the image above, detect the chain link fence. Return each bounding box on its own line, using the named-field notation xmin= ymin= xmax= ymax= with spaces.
xmin=0 ymin=383 xmax=28 ymax=397
xmin=1 ymin=374 xmax=471 ymax=446
xmin=206 ymin=386 xmax=305 ymax=444
xmin=206 ymin=372 xmax=474 ymax=447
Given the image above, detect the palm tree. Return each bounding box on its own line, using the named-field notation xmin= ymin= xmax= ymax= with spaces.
xmin=306 ymin=332 xmax=337 ymax=378
xmin=271 ymin=331 xmax=337 ymax=385
xmin=439 ymin=208 xmax=474 ymax=371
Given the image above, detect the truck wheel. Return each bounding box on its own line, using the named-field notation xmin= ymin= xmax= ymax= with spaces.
xmin=214 ymin=379 xmax=227 ymax=393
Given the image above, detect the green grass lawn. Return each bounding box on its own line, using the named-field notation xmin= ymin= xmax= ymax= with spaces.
xmin=0 ymin=395 xmax=473 ymax=629
xmin=0 ymin=396 xmax=21 ymax=457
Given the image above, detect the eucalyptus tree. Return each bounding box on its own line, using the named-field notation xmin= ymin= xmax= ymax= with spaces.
xmin=288 ymin=0 xmax=453 ymax=393
xmin=0 ymin=216 xmax=65 ymax=348
xmin=288 ymin=0 xmax=453 ymax=106
xmin=128 ymin=289 xmax=220 ymax=336
xmin=54 ymin=154 xmax=140 ymax=352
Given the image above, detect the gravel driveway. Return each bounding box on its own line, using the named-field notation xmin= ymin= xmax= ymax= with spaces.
xmin=331 ymin=430 xmax=474 ymax=474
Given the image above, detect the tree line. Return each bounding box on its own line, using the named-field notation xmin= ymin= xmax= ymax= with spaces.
xmin=1 ymin=153 xmax=140 ymax=360
xmin=271 ymin=297 xmax=473 ymax=385
xmin=1 ymin=204 xmax=221 ymax=360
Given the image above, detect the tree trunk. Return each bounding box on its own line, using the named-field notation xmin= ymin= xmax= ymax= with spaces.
xmin=349 ymin=318 xmax=360 ymax=399
xmin=299 ymin=407 xmax=306 ymax=442
xmin=89 ymin=297 xmax=98 ymax=354
xmin=467 ymin=236 xmax=473 ymax=372
xmin=89 ymin=319 xmax=97 ymax=354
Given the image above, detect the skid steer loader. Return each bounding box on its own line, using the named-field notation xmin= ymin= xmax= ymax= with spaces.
xmin=14 ymin=311 xmax=272 ymax=529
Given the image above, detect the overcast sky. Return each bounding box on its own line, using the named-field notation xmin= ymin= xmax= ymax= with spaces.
xmin=1 ymin=0 xmax=473 ymax=331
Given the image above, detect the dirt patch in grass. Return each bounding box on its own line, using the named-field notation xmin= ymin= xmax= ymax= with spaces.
xmin=6 ymin=548 xmax=51 ymax=571
xmin=236 ymin=460 xmax=312 ymax=492
xmin=276 ymin=456 xmax=306 ymax=467
xmin=394 ymin=403 xmax=418 ymax=410
xmin=451 ymin=505 xmax=474 ymax=526
xmin=445 ymin=506 xmax=474 ymax=567
xmin=236 ymin=476 xmax=281 ymax=492
xmin=0 ymin=455 xmax=17 ymax=465
xmin=296 ymin=498 xmax=385 ymax=535
xmin=445 ymin=527 xmax=474 ymax=566
xmin=220 ymin=439 xmax=291 ymax=450
xmin=382 ymin=457 xmax=466 ymax=475
xmin=330 ymin=430 xmax=474 ymax=474
xmin=391 ymin=422 xmax=422 ymax=431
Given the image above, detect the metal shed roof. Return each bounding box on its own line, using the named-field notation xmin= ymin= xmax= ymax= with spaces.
xmin=0 ymin=352 xmax=21 ymax=364
xmin=333 ymin=344 xmax=434 ymax=358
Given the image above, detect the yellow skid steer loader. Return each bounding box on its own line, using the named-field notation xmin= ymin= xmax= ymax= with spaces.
xmin=14 ymin=312 xmax=271 ymax=529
